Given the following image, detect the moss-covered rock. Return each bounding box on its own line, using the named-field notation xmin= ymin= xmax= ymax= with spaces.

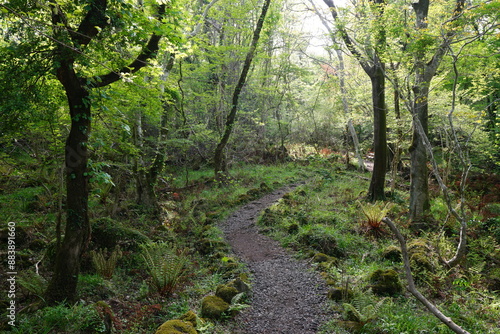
xmin=287 ymin=223 xmax=299 ymax=234
xmin=297 ymin=226 xmax=343 ymax=257
xmin=227 ymin=277 xmax=250 ymax=294
xmin=91 ymin=217 xmax=150 ymax=251
xmin=328 ymin=287 xmax=353 ymax=301
xmin=407 ymin=239 xmax=434 ymax=272
xmin=312 ymin=252 xmax=333 ymax=263
xmin=381 ymin=245 xmax=402 ymax=262
xmin=178 ymin=310 xmax=197 ymax=328
xmin=154 ymin=319 xmax=196 ymax=334
xmin=216 ymin=284 xmax=239 ymax=303
xmin=196 ymin=238 xmax=228 ymax=255
xmin=200 ymin=295 xmax=230 ymax=319
xmin=368 ymin=269 xmax=402 ymax=296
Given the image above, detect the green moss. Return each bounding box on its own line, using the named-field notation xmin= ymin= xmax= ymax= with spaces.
xmin=178 ymin=310 xmax=197 ymax=328
xmin=216 ymin=285 xmax=239 ymax=303
xmin=227 ymin=277 xmax=250 ymax=293
xmin=297 ymin=225 xmax=343 ymax=257
xmin=368 ymin=269 xmax=402 ymax=296
xmin=381 ymin=245 xmax=402 ymax=262
xmin=200 ymin=295 xmax=230 ymax=319
xmin=154 ymin=319 xmax=197 ymax=334
xmin=328 ymin=287 xmax=353 ymax=301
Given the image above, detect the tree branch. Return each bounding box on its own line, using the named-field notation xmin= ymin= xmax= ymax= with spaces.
xmin=382 ymin=217 xmax=471 ymax=334
xmin=91 ymin=4 xmax=166 ymax=87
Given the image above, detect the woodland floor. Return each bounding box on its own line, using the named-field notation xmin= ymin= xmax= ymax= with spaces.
xmin=219 ymin=184 xmax=337 ymax=333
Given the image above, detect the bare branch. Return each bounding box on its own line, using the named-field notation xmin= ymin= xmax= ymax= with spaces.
xmin=382 ymin=218 xmax=471 ymax=334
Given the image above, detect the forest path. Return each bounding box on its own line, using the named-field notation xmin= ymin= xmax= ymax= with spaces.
xmin=219 ymin=185 xmax=335 ymax=334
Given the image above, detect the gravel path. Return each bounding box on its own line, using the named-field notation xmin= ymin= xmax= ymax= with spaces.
xmin=219 ymin=185 xmax=334 ymax=334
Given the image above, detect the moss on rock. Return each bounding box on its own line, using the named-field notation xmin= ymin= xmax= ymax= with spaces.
xmin=381 ymin=245 xmax=402 ymax=262
xmin=154 ymin=319 xmax=197 ymax=334
xmin=216 ymin=284 xmax=239 ymax=303
xmin=200 ymin=295 xmax=230 ymax=319
xmin=227 ymin=277 xmax=250 ymax=294
xmin=368 ymin=269 xmax=402 ymax=296
xmin=178 ymin=310 xmax=197 ymax=328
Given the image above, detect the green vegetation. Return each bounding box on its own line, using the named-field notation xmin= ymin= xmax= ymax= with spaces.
xmin=1 ymin=0 xmax=499 ymax=332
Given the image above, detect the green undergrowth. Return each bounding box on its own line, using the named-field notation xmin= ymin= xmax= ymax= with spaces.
xmin=0 ymin=161 xmax=317 ymax=333
xmin=255 ymin=169 xmax=500 ymax=334
xmin=2 ymin=157 xmax=499 ymax=333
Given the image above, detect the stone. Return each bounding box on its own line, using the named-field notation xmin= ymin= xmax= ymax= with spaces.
xmin=154 ymin=319 xmax=196 ymax=334
xmin=200 ymin=295 xmax=230 ymax=319
xmin=368 ymin=269 xmax=402 ymax=296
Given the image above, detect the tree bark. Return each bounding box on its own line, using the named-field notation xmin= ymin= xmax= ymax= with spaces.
xmin=213 ymin=0 xmax=272 ymax=180
xmin=45 ymin=63 xmax=92 ymax=304
xmin=323 ymin=0 xmax=387 ymax=200
xmin=368 ymin=65 xmax=387 ymax=201
xmin=409 ymin=0 xmax=466 ymax=222
xmin=45 ymin=1 xmax=166 ymax=303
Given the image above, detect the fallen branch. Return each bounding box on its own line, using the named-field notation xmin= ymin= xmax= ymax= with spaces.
xmin=382 ymin=217 xmax=471 ymax=334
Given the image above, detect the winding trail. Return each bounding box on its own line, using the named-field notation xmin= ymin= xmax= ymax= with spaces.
xmin=219 ymin=185 xmax=335 ymax=334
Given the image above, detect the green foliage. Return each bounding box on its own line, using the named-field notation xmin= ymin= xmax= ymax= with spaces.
xmin=17 ymin=270 xmax=47 ymax=299
xmin=140 ymin=242 xmax=190 ymax=297
xmin=11 ymin=302 xmax=106 ymax=333
xmin=90 ymin=246 xmax=123 ymax=279
xmin=358 ymin=200 xmax=393 ymax=229
xmin=342 ymin=289 xmax=386 ymax=326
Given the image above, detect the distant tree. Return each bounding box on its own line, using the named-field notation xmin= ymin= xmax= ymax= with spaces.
xmin=213 ymin=0 xmax=272 ymax=180
xmin=323 ymin=0 xmax=387 ymax=201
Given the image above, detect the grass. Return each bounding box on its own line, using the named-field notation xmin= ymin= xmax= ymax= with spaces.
xmin=2 ymin=156 xmax=499 ymax=334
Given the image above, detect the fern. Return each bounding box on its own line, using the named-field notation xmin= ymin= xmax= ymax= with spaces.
xmin=90 ymin=246 xmax=123 ymax=279
xmin=357 ymin=201 xmax=393 ymax=237
xmin=342 ymin=289 xmax=386 ymax=325
xmin=18 ymin=270 xmax=47 ymax=299
xmin=140 ymin=242 xmax=190 ymax=296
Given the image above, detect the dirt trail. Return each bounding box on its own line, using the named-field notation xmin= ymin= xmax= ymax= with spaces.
xmin=220 ymin=185 xmax=335 ymax=334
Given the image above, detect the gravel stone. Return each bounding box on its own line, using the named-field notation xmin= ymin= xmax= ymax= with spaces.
xmin=220 ymin=185 xmax=335 ymax=333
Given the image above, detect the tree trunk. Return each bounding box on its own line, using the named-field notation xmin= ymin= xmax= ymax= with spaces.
xmin=45 ymin=1 xmax=167 ymax=303
xmin=214 ymin=0 xmax=272 ymax=180
xmin=409 ymin=84 xmax=430 ymax=221
xmin=323 ymin=0 xmax=386 ymax=199
xmin=367 ymin=65 xmax=387 ymax=201
xmin=45 ymin=63 xmax=91 ymax=304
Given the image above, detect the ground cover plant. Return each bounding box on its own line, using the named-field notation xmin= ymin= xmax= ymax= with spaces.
xmin=0 ymin=161 xmax=315 ymax=333
xmin=255 ymin=158 xmax=500 ymax=334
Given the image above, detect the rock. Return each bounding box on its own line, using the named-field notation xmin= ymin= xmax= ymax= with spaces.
xmin=216 ymin=284 xmax=239 ymax=303
xmin=368 ymin=269 xmax=402 ymax=296
xmin=178 ymin=310 xmax=197 ymax=328
xmin=327 ymin=287 xmax=353 ymax=302
xmin=381 ymin=245 xmax=402 ymax=262
xmin=154 ymin=319 xmax=196 ymax=334
xmin=408 ymin=239 xmax=434 ymax=272
xmin=200 ymin=295 xmax=230 ymax=319
xmin=227 ymin=277 xmax=250 ymax=294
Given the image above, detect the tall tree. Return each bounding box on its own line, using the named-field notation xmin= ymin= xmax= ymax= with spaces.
xmin=323 ymin=0 xmax=387 ymax=201
xmin=213 ymin=0 xmax=272 ymax=180
xmin=1 ymin=0 xmax=177 ymax=303
xmin=408 ymin=0 xmax=466 ymax=222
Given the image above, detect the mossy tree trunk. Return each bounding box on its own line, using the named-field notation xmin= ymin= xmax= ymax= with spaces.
xmin=45 ymin=1 xmax=166 ymax=304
